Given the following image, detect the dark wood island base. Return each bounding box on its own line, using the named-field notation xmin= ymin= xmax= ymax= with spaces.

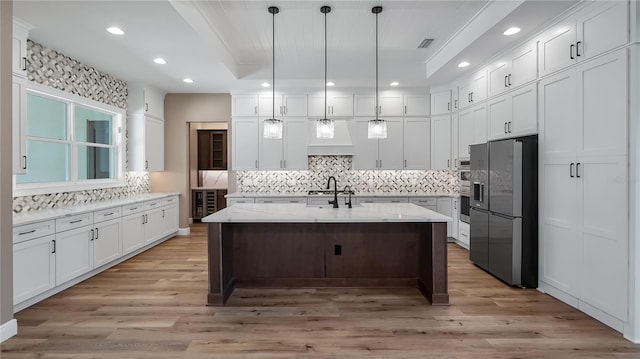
xmin=207 ymin=222 xmax=448 ymax=306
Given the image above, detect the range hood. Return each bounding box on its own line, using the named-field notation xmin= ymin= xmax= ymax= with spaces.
xmin=307 ymin=119 xmax=355 ymax=155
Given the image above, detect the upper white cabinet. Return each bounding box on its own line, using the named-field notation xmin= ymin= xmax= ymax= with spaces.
xmin=128 ymin=116 xmax=164 ymax=171
xmin=231 ymin=117 xmax=259 ymax=170
xmin=457 ymin=104 xmax=487 ymax=160
xmin=354 ymin=93 xmax=404 ymax=117
xmin=458 ymin=69 xmax=487 ymax=109
xmin=232 ymin=94 xmax=259 ymax=117
xmin=488 ymin=41 xmax=537 ymax=97
xmin=12 ymin=76 xmax=27 ymax=175
xmin=404 ymin=94 xmax=430 ymax=117
xmin=353 ymin=119 xmax=404 ymax=170
xmin=487 ymin=84 xmax=537 ymax=141
xmin=538 ymin=1 xmax=628 ymax=77
xmin=430 ymin=89 xmax=451 ymax=116
xmin=128 ymin=84 xmax=165 ymax=119
xmin=308 ymin=92 xmax=353 ymax=117
xmin=430 ymin=114 xmax=451 ymax=170
xmin=258 ymin=94 xmax=307 ymax=117
xmin=259 ymin=118 xmax=308 ymax=170
xmin=403 ymin=118 xmax=430 ymax=170
xmin=12 ymin=20 xmax=29 ymax=78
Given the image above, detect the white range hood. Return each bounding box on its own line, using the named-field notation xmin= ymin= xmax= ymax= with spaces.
xmin=307 ymin=119 xmax=354 ymax=156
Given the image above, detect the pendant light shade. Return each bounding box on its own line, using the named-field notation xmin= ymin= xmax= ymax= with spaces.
xmin=368 ymin=6 xmax=387 ymax=139
xmin=264 ymin=6 xmax=283 ymax=139
xmin=316 ymin=5 xmax=334 ymax=139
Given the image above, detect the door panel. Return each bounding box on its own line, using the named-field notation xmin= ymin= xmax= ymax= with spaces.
xmin=489 ymin=139 xmax=520 ymax=217
xmin=283 ymin=119 xmax=308 ymax=170
xmin=470 ymin=143 xmax=488 ymax=210
xmin=352 ymin=120 xmax=379 ymax=170
xmin=13 ymin=235 xmax=55 ymax=303
xmin=469 ymin=208 xmax=489 ymax=270
xmin=489 ymin=214 xmax=521 ymax=286
xmin=403 ymin=118 xmax=430 ymax=169
xmin=55 ymin=226 xmax=93 ymax=285
xmin=378 ymin=120 xmax=404 ymax=170
xmin=510 ymin=85 xmax=537 ymax=137
xmin=538 ymin=70 xmax=577 ymax=159
xmin=259 ymin=119 xmax=284 ymax=170
xmin=577 ymin=1 xmax=628 ymax=61
xmin=94 ymin=218 xmax=121 ymax=268
xmin=539 ymin=22 xmax=576 ymax=77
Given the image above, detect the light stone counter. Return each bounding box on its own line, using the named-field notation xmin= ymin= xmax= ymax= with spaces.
xmin=225 ymin=192 xmax=458 ymax=198
xmin=13 ymin=193 xmax=180 ymax=226
xmin=202 ymin=202 xmax=452 ymax=223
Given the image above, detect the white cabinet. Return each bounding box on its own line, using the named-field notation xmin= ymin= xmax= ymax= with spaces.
xmin=258 ymin=94 xmax=307 ymax=117
xmin=128 ymin=84 xmax=165 ymax=119
xmin=403 ymin=118 xmax=430 ymax=170
xmin=143 ymin=200 xmax=166 ymax=245
xmin=93 ymin=218 xmax=121 ymax=268
xmin=403 ymin=94 xmax=430 ymax=116
xmin=488 ymin=41 xmax=537 ymax=97
xmin=255 ymin=197 xmax=306 ymax=204
xmin=231 ymin=118 xmax=259 ymax=170
xmin=128 ymin=115 xmax=164 ymax=171
xmin=161 ymin=202 xmax=179 ymax=237
xmin=436 ymin=197 xmax=457 ymax=239
xmin=353 ymin=119 xmax=403 ymax=170
xmin=13 ymin=235 xmax=55 ymax=304
xmin=232 ymin=94 xmax=259 ymax=116
xmin=226 ymin=197 xmax=256 ymax=206
xmin=12 ymin=76 xmax=27 ymax=174
xmin=430 ymin=89 xmax=451 ymax=116
xmin=458 ymin=69 xmax=488 ymax=109
xmin=308 ymin=92 xmax=353 ymax=117
xmin=55 ymin=225 xmax=94 ymax=285
xmin=539 ymin=49 xmax=628 ymax=323
xmin=487 ymin=84 xmax=537 ymax=141
xmin=408 ymin=197 xmax=437 ymax=211
xmin=122 ymin=211 xmax=145 ymax=255
xmin=430 ymin=115 xmax=451 ymax=170
xmin=259 ymin=118 xmax=308 ymax=170
xmin=538 ymin=1 xmax=628 ymax=77
xmin=12 ymin=20 xmax=29 ymax=78
xmin=359 ymin=196 xmax=408 ymax=204
xmin=458 ymin=221 xmax=470 ymax=249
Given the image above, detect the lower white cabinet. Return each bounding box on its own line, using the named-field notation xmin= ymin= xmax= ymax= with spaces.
xmin=162 ymin=202 xmax=179 ymax=237
xmin=55 ymin=225 xmax=94 ymax=285
xmin=431 ymin=115 xmax=451 ymax=170
xmin=144 ymin=206 xmax=166 ymax=245
xmin=122 ymin=212 xmax=145 ymax=255
xmin=436 ymin=197 xmax=457 ymax=239
xmin=93 ymin=218 xmax=122 ymax=268
xmin=458 ymin=221 xmax=470 ymax=249
xmin=13 ymin=235 xmax=55 ymax=304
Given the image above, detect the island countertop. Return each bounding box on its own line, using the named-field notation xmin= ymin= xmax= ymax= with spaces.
xmin=202 ymin=202 xmax=452 ymax=223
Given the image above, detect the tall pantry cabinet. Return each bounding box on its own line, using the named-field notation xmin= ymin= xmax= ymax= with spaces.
xmin=127 ymin=84 xmax=166 ymax=171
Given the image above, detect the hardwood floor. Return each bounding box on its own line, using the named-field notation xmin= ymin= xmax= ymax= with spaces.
xmin=2 ymin=223 xmax=639 ymax=358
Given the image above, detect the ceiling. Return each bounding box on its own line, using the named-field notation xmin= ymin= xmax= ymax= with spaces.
xmin=14 ymin=0 xmax=579 ymax=94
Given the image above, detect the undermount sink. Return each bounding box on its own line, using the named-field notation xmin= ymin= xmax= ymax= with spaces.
xmin=308 ymin=203 xmax=363 ymax=209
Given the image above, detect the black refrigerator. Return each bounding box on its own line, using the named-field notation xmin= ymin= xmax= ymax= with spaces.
xmin=469 ymin=136 xmax=537 ymax=288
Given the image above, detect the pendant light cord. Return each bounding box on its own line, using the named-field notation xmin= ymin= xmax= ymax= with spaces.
xmin=323 ymin=8 xmax=327 ymax=120
xmin=272 ymin=8 xmax=275 ymax=120
xmin=375 ymin=10 xmax=379 ymax=121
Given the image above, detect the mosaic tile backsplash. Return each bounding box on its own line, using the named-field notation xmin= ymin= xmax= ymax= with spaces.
xmin=237 ymin=156 xmax=459 ymax=194
xmin=13 ymin=41 xmax=150 ymax=213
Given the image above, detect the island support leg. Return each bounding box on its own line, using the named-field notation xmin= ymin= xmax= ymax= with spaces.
xmin=207 ymin=223 xmax=235 ymax=305
xmin=418 ymin=222 xmax=449 ymax=305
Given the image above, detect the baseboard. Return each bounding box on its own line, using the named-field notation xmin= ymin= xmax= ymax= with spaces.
xmin=177 ymin=227 xmax=190 ymax=236
xmin=1 ymin=319 xmax=17 ymax=342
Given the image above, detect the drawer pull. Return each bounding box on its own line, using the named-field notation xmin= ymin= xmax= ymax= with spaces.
xmin=129 ymin=207 xmax=139 ymax=211
xmin=104 ymin=212 xmax=115 ymax=216
xmin=70 ymin=219 xmax=83 ymax=224
xmin=18 ymin=229 xmax=36 ymax=236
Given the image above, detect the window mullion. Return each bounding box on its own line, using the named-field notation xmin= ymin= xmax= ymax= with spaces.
xmin=69 ymin=102 xmax=77 ymax=183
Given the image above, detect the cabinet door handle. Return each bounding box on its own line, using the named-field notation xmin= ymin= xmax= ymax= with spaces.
xmin=22 ymin=155 xmax=27 ymax=170
xmin=404 ymin=159 xmax=407 ymax=168
xmin=255 ymin=159 xmax=258 ymax=168
xmin=379 ymin=106 xmax=382 ymax=114
xmin=22 ymin=57 xmax=27 ymax=71
xmin=404 ymin=105 xmax=407 ymax=114
xmin=162 ymin=209 xmax=165 ymax=218
xmin=504 ymin=122 xmax=508 ymax=134
xmin=142 ymin=215 xmax=146 ymax=224
xmin=52 ymin=240 xmax=56 ymax=254
xmin=576 ymin=162 xmax=581 ymax=178
xmin=471 ymin=92 xmax=473 ymax=102
xmin=455 ymin=159 xmax=458 ymax=168
xmin=145 ymin=160 xmax=149 ymax=170
xmin=95 ymin=228 xmax=99 ymax=240
xmin=570 ymin=44 xmax=575 ymax=60
xmin=505 ymin=75 xmax=508 ymax=88
xmin=570 ymin=163 xmax=575 ymax=178
xmin=447 ymin=159 xmax=450 ymax=168
xmin=254 ymin=106 xmax=258 ymax=115
xmin=279 ymin=106 xmax=282 ymax=115
xmin=90 ymin=229 xmax=95 ymax=241
xmin=454 ymin=99 xmax=458 ymax=109
xmin=508 ymin=122 xmax=512 ymax=133
xmin=576 ymin=41 xmax=582 ymax=57
xmin=145 ymin=103 xmax=149 ymax=112
xmin=331 ymin=106 xmax=334 ymax=114
xmin=508 ymin=74 xmax=512 ymax=86
xmin=447 ymin=102 xmax=450 ymax=111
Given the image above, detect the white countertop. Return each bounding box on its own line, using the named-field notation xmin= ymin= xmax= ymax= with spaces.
xmin=201 ymin=203 xmax=452 ymax=223
xmin=226 ymin=192 xmax=458 ymax=198
xmin=13 ymin=193 xmax=180 ymax=226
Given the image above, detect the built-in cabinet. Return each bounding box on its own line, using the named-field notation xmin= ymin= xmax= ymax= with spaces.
xmin=488 ymin=42 xmax=538 ymax=97
xmin=430 ymin=89 xmax=451 ymax=116
xmin=13 ymin=195 xmax=179 ymax=311
xmin=487 ymin=84 xmax=537 ymax=141
xmin=430 ymin=115 xmax=451 ymax=170
xmin=353 ymin=119 xmax=404 ymax=170
xmin=308 ymin=92 xmax=353 ymax=117
xmin=12 ymin=20 xmax=29 ymax=175
xmin=127 ymin=84 xmax=165 ymax=171
xmin=258 ymin=94 xmax=307 ymax=117
xmin=458 ymin=69 xmax=488 ymax=110
xmin=259 ymin=118 xmax=308 ymax=170
xmin=539 ymin=49 xmax=628 ymax=328
xmin=403 ymin=118 xmax=430 ymax=169
xmin=231 ymin=118 xmax=260 ymax=170
xmin=354 ymin=93 xmax=404 ymax=117
xmin=197 ymin=130 xmax=227 ymax=170
xmin=457 ymin=104 xmax=487 ymax=160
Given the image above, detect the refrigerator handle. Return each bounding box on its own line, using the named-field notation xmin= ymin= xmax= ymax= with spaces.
xmin=480 ymin=183 xmax=485 ymax=203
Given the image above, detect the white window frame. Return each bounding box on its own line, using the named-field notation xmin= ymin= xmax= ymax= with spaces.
xmin=13 ymin=82 xmax=126 ymax=196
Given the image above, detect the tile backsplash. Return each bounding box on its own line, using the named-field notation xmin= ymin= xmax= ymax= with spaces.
xmin=13 ymin=40 xmax=150 ymax=214
xmin=237 ymin=156 xmax=459 ymax=194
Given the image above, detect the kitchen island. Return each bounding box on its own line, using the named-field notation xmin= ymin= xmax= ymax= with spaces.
xmin=202 ymin=203 xmax=451 ymax=305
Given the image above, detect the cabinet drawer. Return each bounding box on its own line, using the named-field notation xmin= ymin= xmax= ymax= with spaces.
xmin=163 ymin=196 xmax=178 ymax=206
xmin=94 ymin=207 xmax=121 ymax=223
xmin=227 ymin=198 xmax=255 ymax=206
xmin=144 ymin=199 xmax=163 ymax=210
xmin=13 ymin=220 xmax=55 ymax=244
xmin=359 ymin=196 xmax=408 ymax=204
xmin=255 ymin=197 xmax=306 ymax=204
xmin=409 ymin=197 xmax=437 ymax=207
xmin=56 ymin=213 xmax=94 ymax=233
xmin=122 ymin=202 xmax=144 ymax=215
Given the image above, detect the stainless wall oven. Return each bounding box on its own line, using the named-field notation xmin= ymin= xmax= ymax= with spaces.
xmin=459 ymin=160 xmax=470 ymax=223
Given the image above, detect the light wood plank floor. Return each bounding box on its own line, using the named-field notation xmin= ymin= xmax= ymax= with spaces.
xmin=2 ymin=223 xmax=639 ymax=358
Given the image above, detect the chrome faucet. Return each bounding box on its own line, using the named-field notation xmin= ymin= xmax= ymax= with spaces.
xmin=343 ymin=185 xmax=353 ymax=208
xmin=326 ymin=176 xmax=338 ymax=208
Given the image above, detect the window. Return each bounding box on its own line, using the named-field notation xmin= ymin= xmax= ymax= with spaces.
xmin=15 ymin=85 xmax=125 ymax=195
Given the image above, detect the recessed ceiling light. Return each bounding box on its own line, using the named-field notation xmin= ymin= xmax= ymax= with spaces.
xmin=261 ymin=82 xmax=270 ymax=88
xmin=390 ymin=81 xmax=399 ymax=86
xmin=458 ymin=61 xmax=470 ymax=68
xmin=326 ymin=81 xmax=335 ymax=87
xmin=106 ymin=26 xmax=124 ymax=35
xmin=153 ymin=58 xmax=167 ymax=65
xmin=183 ymin=78 xmax=194 ymax=84
xmin=503 ymin=27 xmax=521 ymax=36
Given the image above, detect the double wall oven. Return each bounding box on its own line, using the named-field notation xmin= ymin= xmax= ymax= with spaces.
xmin=459 ymin=160 xmax=470 ymax=224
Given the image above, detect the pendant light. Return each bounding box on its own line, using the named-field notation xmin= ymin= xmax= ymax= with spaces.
xmin=316 ymin=5 xmax=334 ymax=139
xmin=368 ymin=6 xmax=387 ymax=139
xmin=264 ymin=6 xmax=283 ymax=139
